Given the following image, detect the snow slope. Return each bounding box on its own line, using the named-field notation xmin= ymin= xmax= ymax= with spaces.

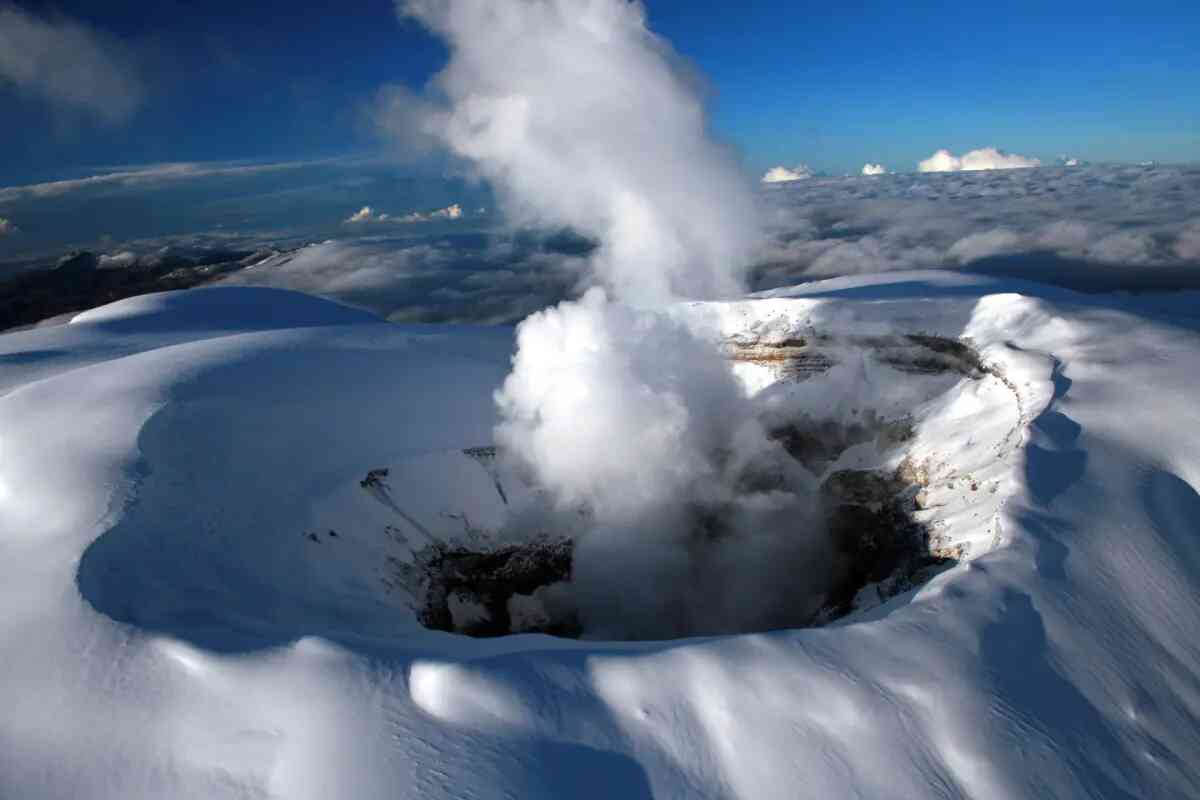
xmin=2 ymin=278 xmax=1199 ymax=798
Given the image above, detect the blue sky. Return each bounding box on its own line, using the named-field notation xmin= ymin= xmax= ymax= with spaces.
xmin=670 ymin=0 xmax=1200 ymax=172
xmin=2 ymin=0 xmax=1198 ymax=187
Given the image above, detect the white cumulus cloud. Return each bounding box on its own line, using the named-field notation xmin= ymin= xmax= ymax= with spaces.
xmin=96 ymin=250 xmax=137 ymax=268
xmin=400 ymin=202 xmax=463 ymax=223
xmin=918 ymin=147 xmax=1041 ymax=173
xmin=344 ymin=203 xmax=463 ymax=225
xmin=346 ymin=206 xmax=387 ymax=223
xmin=762 ymin=165 xmax=815 ymax=183
xmin=861 ymin=163 xmax=887 ymax=176
xmin=0 ymin=3 xmax=143 ymax=123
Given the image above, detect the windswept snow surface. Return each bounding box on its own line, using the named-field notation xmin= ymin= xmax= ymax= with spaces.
xmin=2 ymin=280 xmax=1200 ymax=797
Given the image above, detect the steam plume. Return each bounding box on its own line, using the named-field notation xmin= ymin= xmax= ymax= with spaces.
xmin=404 ymin=0 xmax=830 ymax=638
xmin=402 ymin=0 xmax=758 ymax=304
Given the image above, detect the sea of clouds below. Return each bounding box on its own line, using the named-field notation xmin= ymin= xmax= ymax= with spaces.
xmin=216 ymin=163 xmax=1200 ymax=324
xmin=753 ymin=163 xmax=1200 ymax=290
xmin=5 ymin=163 xmax=1197 ymax=326
xmin=221 ymin=228 xmax=596 ymax=325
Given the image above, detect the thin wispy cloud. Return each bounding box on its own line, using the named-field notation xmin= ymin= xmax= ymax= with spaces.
xmin=918 ymin=147 xmax=1041 ymax=172
xmin=0 ymin=159 xmax=330 ymax=204
xmin=363 ymin=82 xmax=444 ymax=157
xmin=0 ymin=3 xmax=143 ymax=123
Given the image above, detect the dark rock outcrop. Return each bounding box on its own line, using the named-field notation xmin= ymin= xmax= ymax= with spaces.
xmin=0 ymin=249 xmax=268 ymax=331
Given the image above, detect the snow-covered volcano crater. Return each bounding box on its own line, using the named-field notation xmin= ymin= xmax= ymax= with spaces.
xmin=3 ymin=274 xmax=1199 ymax=798
xmin=69 ymin=278 xmax=1030 ymax=644
xmin=270 ymin=296 xmax=1028 ymax=641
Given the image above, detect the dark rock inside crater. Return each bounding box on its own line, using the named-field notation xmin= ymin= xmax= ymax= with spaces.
xmin=408 ymin=462 xmax=951 ymax=639
xmin=414 ymin=538 xmax=580 ymax=638
xmin=402 ymin=334 xmax=984 ymax=639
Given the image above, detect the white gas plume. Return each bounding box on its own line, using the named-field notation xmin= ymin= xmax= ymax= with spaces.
xmin=404 ymin=0 xmax=829 ymax=638
xmin=401 ymin=0 xmax=758 ymax=304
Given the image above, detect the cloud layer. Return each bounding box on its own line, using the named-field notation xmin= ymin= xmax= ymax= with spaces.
xmin=918 ymin=147 xmax=1041 ymax=172
xmin=754 ymin=163 xmax=1200 ymax=292
xmin=13 ymin=162 xmax=1199 ymax=311
xmin=222 ymin=232 xmax=592 ymax=324
xmin=0 ymin=4 xmax=143 ymax=123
